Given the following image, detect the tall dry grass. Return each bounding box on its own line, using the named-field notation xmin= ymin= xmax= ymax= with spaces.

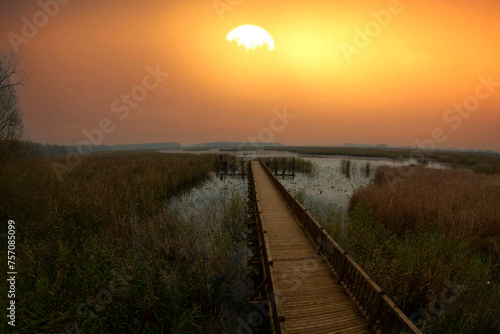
xmin=351 ymin=165 xmax=500 ymax=255
xmin=345 ymin=165 xmax=500 ymax=333
xmin=0 ymin=152 xmax=251 ymax=333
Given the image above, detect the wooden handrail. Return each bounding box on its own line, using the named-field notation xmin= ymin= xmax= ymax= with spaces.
xmin=257 ymin=159 xmax=420 ymax=334
xmin=248 ymin=162 xmax=287 ymax=334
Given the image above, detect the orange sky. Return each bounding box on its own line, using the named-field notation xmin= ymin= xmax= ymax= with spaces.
xmin=1 ymin=0 xmax=499 ymax=150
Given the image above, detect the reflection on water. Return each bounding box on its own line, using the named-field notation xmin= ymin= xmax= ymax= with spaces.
xmin=167 ymin=174 xmax=247 ymax=224
xmin=164 ymin=149 xmax=447 ymax=211
xmin=164 ymin=172 xmax=253 ymax=331
xmin=280 ymin=156 xmax=418 ymax=209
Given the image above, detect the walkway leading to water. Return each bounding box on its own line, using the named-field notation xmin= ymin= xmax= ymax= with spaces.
xmin=251 ymin=161 xmax=371 ymax=333
xmin=248 ymin=161 xmax=420 ymax=334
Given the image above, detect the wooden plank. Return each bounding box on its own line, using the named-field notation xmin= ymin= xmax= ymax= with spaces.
xmin=250 ymin=161 xmax=373 ymax=334
xmin=250 ymin=160 xmax=422 ymax=334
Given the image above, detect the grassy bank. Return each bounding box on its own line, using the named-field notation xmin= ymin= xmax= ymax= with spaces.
xmin=334 ymin=166 xmax=500 ymax=333
xmin=0 ymin=153 xmax=251 ymax=333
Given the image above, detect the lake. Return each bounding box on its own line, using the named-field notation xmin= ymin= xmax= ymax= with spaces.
xmin=163 ymin=149 xmax=447 ymax=211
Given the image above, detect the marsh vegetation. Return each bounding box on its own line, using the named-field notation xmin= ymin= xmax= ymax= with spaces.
xmin=2 ymin=149 xmax=499 ymax=333
xmin=305 ymin=165 xmax=500 ymax=333
xmin=0 ymin=153 xmax=251 ymax=333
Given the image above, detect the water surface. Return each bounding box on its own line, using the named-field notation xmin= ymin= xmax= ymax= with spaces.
xmin=163 ymin=149 xmax=447 ymax=210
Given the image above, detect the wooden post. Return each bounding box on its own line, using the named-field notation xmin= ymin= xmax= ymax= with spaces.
xmin=368 ymin=291 xmax=383 ymax=327
xmin=339 ymin=252 xmax=348 ymax=283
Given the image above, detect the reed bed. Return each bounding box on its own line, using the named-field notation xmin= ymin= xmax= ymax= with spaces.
xmin=351 ymin=165 xmax=500 ymax=254
xmin=0 ymin=153 xmax=251 ymax=333
xmin=343 ymin=165 xmax=500 ymax=333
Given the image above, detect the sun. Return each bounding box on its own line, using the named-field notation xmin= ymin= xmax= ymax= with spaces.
xmin=226 ymin=25 xmax=275 ymax=51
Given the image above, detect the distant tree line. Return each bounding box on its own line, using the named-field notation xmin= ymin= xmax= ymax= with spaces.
xmin=191 ymin=141 xmax=282 ymax=148
xmin=38 ymin=142 xmax=181 ymax=156
xmin=343 ymin=143 xmax=389 ymax=148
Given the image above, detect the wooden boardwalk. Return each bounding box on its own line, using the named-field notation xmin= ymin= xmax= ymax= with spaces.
xmin=247 ymin=161 xmax=420 ymax=334
xmin=251 ymin=161 xmax=371 ymax=333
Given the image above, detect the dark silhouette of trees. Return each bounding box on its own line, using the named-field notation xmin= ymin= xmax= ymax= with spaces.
xmin=0 ymin=49 xmax=25 ymax=162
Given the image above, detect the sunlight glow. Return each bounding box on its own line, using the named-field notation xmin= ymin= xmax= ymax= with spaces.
xmin=226 ymin=25 xmax=275 ymax=51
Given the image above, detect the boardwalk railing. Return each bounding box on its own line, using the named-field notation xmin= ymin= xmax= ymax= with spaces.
xmin=257 ymin=160 xmax=421 ymax=334
xmin=247 ymin=162 xmax=287 ymax=334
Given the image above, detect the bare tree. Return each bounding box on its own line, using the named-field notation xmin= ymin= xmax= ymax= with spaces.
xmin=0 ymin=50 xmax=24 ymax=140
xmin=0 ymin=49 xmax=25 ymax=160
